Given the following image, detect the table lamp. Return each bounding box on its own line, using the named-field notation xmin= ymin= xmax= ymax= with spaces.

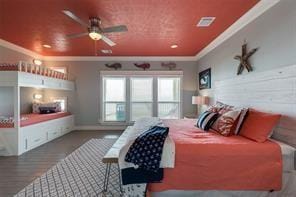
xmin=192 ymin=96 xmax=209 ymax=115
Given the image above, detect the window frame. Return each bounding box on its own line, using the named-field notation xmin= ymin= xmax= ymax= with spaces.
xmin=157 ymin=77 xmax=181 ymax=119
xmin=130 ymin=77 xmax=154 ymax=121
xmin=50 ymin=96 xmax=68 ymax=112
xmin=99 ymin=71 xmax=183 ymax=125
xmin=102 ymin=76 xmax=127 ymax=123
xmin=49 ymin=66 xmax=67 ymax=74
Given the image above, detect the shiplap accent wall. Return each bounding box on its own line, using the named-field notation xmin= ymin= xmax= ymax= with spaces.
xmin=215 ymin=65 xmax=296 ymax=147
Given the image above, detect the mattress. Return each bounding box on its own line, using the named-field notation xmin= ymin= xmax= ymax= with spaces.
xmin=272 ymin=139 xmax=296 ymax=172
xmin=0 ymin=112 xmax=71 ymax=128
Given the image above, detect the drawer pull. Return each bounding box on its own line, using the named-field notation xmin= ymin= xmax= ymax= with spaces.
xmin=53 ymin=132 xmax=58 ymax=135
xmin=34 ymin=138 xmax=41 ymax=143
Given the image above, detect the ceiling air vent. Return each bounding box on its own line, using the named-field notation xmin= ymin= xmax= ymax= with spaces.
xmin=197 ymin=17 xmax=216 ymax=27
xmin=101 ymin=49 xmax=112 ymax=54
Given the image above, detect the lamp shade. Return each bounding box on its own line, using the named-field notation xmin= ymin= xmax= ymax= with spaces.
xmin=192 ymin=96 xmax=209 ymax=105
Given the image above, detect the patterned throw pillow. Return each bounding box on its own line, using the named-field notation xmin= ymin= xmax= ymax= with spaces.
xmin=32 ymin=102 xmax=42 ymax=113
xmin=207 ymin=102 xmax=225 ymax=113
xmin=197 ymin=111 xmax=219 ymax=131
xmin=32 ymin=102 xmax=62 ymax=113
xmin=234 ymin=108 xmax=249 ymax=135
xmin=212 ymin=109 xmax=242 ymax=136
xmin=39 ymin=107 xmax=56 ymax=114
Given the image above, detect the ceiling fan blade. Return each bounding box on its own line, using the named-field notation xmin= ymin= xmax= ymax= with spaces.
xmin=66 ymin=32 xmax=88 ymax=39
xmin=62 ymin=10 xmax=89 ymax=28
xmin=101 ymin=35 xmax=116 ymax=46
xmin=101 ymin=25 xmax=128 ymax=33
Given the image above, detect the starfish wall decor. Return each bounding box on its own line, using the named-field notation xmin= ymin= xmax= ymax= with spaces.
xmin=234 ymin=41 xmax=258 ymax=75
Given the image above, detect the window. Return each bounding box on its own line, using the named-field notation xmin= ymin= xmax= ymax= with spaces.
xmin=131 ymin=78 xmax=153 ymax=121
xmin=103 ymin=77 xmax=126 ymax=121
xmin=50 ymin=67 xmax=67 ymax=74
xmin=158 ymin=78 xmax=181 ymax=119
xmin=51 ymin=97 xmax=67 ymax=112
xmin=101 ymin=71 xmax=182 ymax=123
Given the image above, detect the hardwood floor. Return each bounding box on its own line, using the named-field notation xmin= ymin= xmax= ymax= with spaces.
xmin=0 ymin=130 xmax=121 ymax=197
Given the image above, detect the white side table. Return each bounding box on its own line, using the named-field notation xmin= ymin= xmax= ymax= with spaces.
xmin=184 ymin=115 xmax=198 ymax=119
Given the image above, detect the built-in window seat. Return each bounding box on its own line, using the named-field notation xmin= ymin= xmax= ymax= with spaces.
xmin=0 ymin=112 xmax=71 ymax=128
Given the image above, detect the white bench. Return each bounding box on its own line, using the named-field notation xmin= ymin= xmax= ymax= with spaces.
xmin=102 ymin=126 xmax=133 ymax=192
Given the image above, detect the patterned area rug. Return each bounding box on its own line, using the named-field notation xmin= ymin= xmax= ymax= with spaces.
xmin=15 ymin=139 xmax=121 ymax=197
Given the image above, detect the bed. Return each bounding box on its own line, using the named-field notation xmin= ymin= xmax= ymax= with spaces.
xmin=115 ymin=117 xmax=295 ymax=196
xmin=146 ymin=119 xmax=295 ymax=196
xmin=148 ymin=65 xmax=296 ymax=196
xmin=0 ymin=112 xmax=71 ymax=128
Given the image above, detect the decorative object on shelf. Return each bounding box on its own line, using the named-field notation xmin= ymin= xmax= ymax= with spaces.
xmin=199 ymin=68 xmax=211 ymax=90
xmin=161 ymin=62 xmax=177 ymax=70
xmin=134 ymin=63 xmax=150 ymax=70
xmin=105 ymin=63 xmax=122 ymax=70
xmin=192 ymin=95 xmax=210 ymax=116
xmin=234 ymin=40 xmax=258 ymax=75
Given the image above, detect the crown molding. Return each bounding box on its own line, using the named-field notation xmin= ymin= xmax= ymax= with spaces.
xmin=0 ymin=0 xmax=279 ymax=62
xmin=0 ymin=39 xmax=42 ymax=59
xmin=194 ymin=0 xmax=280 ymax=61
xmin=42 ymin=55 xmax=197 ymax=62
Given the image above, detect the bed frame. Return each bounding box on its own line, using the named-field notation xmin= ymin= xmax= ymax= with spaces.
xmin=214 ymin=64 xmax=296 ymax=148
xmin=0 ymin=61 xmax=76 ymax=156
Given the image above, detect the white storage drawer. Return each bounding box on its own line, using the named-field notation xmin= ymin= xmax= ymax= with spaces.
xmin=20 ymin=115 xmax=75 ymax=154
xmin=47 ymin=129 xmax=60 ymax=141
xmin=23 ymin=124 xmax=47 ymax=151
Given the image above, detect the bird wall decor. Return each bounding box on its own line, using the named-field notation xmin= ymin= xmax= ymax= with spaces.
xmin=134 ymin=63 xmax=150 ymax=70
xmin=105 ymin=63 xmax=122 ymax=70
xmin=161 ymin=62 xmax=177 ymax=70
xmin=234 ymin=41 xmax=258 ymax=75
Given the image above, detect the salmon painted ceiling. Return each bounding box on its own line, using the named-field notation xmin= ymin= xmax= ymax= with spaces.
xmin=0 ymin=0 xmax=259 ymax=57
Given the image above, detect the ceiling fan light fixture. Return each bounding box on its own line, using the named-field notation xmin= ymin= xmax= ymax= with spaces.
xmin=171 ymin=44 xmax=178 ymax=49
xmin=89 ymin=32 xmax=102 ymax=40
xmin=42 ymin=44 xmax=51 ymax=48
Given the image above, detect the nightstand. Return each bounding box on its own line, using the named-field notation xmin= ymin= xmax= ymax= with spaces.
xmin=184 ymin=115 xmax=198 ymax=119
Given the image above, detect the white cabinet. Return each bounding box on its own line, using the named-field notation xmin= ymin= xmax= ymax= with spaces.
xmin=19 ymin=72 xmax=45 ymax=88
xmin=22 ymin=123 xmax=47 ymax=151
xmin=20 ymin=115 xmax=74 ymax=154
xmin=18 ymin=72 xmax=75 ymax=91
xmin=47 ymin=129 xmax=60 ymax=141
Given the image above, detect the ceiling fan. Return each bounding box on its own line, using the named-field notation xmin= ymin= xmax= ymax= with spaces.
xmin=62 ymin=10 xmax=128 ymax=47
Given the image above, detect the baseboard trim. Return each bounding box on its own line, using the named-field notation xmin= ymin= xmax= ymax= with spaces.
xmin=74 ymin=125 xmax=127 ymax=131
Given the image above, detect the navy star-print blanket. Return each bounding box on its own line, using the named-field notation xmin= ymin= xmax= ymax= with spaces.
xmin=122 ymin=126 xmax=169 ymax=185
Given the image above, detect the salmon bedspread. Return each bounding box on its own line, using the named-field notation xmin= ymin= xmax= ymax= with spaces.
xmin=148 ymin=119 xmax=282 ymax=192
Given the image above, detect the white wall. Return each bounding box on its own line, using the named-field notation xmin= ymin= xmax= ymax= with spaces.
xmin=0 ymin=87 xmax=14 ymax=117
xmin=44 ymin=61 xmax=199 ymax=126
xmin=0 ymin=45 xmax=35 ymax=63
xmin=20 ymin=87 xmax=44 ymax=114
xmin=0 ymin=87 xmax=43 ymax=116
xmin=197 ymin=0 xmax=296 ymax=102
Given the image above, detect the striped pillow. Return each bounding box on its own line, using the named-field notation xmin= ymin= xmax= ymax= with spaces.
xmin=197 ymin=111 xmax=219 ymax=131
